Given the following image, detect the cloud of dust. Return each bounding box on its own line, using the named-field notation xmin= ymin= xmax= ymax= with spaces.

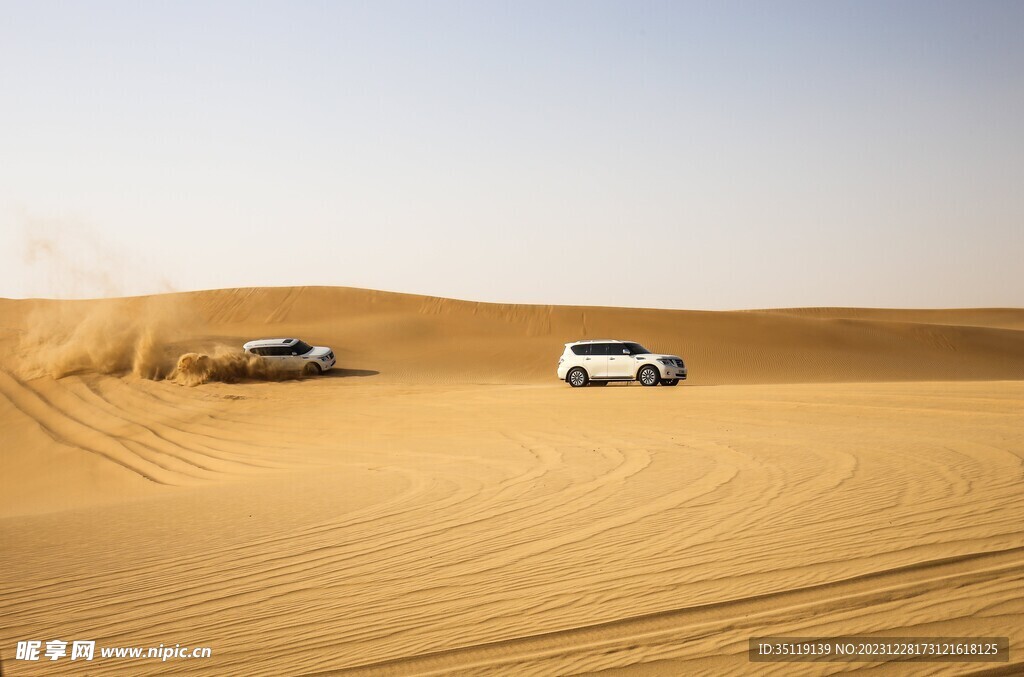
xmin=12 ymin=215 xmax=301 ymax=386
xmin=17 ymin=297 xmax=186 ymax=379
xmin=169 ymin=348 xmax=298 ymax=387
xmin=16 ymin=296 xmax=297 ymax=386
xmin=17 ymin=213 xmax=174 ymax=299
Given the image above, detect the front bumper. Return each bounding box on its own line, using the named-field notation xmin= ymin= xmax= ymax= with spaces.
xmin=658 ymin=366 xmax=687 ymax=380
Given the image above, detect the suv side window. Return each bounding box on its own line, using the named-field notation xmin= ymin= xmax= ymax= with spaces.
xmin=571 ymin=344 xmax=591 ymax=356
xmin=591 ymin=343 xmax=612 ymax=356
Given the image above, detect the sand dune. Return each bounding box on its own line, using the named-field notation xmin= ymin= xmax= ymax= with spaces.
xmin=752 ymin=306 xmax=1024 ymax=331
xmin=1 ymin=287 xmax=1022 ymax=675
xmin=4 ymin=287 xmax=1023 ymax=386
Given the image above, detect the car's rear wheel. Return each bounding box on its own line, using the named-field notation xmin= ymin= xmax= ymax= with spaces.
xmin=303 ymin=362 xmax=321 ymax=377
xmin=638 ymin=365 xmax=660 ymax=387
xmin=567 ymin=367 xmax=589 ymax=388
xmin=661 ymin=379 xmax=679 ymax=387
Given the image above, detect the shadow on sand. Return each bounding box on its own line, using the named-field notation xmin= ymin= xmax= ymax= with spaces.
xmin=322 ymin=368 xmax=379 ymax=379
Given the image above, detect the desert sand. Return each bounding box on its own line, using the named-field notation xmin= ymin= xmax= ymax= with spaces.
xmin=1 ymin=287 xmax=1022 ymax=675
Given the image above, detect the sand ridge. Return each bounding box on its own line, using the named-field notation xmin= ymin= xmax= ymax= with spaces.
xmin=3 ymin=286 xmax=1022 ymax=386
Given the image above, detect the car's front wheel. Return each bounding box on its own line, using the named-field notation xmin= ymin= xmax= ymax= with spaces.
xmin=638 ymin=365 xmax=660 ymax=387
xmin=661 ymin=379 xmax=679 ymax=387
xmin=303 ymin=362 xmax=321 ymax=377
xmin=567 ymin=367 xmax=589 ymax=388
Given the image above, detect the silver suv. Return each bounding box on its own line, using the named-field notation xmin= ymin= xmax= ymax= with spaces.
xmin=557 ymin=340 xmax=687 ymax=387
xmin=243 ymin=338 xmax=336 ymax=375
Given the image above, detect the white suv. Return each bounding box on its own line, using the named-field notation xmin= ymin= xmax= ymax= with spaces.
xmin=243 ymin=338 xmax=336 ymax=375
xmin=557 ymin=340 xmax=687 ymax=387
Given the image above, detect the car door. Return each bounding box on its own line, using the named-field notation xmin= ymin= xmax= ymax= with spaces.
xmin=285 ymin=345 xmax=305 ymax=368
xmin=606 ymin=343 xmax=634 ymax=378
xmin=587 ymin=343 xmax=610 ymax=378
xmin=572 ymin=343 xmax=596 ymax=378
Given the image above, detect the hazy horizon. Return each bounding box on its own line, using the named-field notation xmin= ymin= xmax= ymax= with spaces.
xmin=2 ymin=0 xmax=1022 ymax=310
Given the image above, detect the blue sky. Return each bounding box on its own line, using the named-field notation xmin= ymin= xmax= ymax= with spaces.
xmin=2 ymin=0 xmax=1022 ymax=308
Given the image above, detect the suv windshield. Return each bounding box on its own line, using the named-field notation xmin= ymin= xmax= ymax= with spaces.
xmin=623 ymin=342 xmax=651 ymax=355
xmin=291 ymin=341 xmax=314 ymax=355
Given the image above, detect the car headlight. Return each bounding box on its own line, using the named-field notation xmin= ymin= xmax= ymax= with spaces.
xmin=657 ymin=358 xmax=672 ymax=365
